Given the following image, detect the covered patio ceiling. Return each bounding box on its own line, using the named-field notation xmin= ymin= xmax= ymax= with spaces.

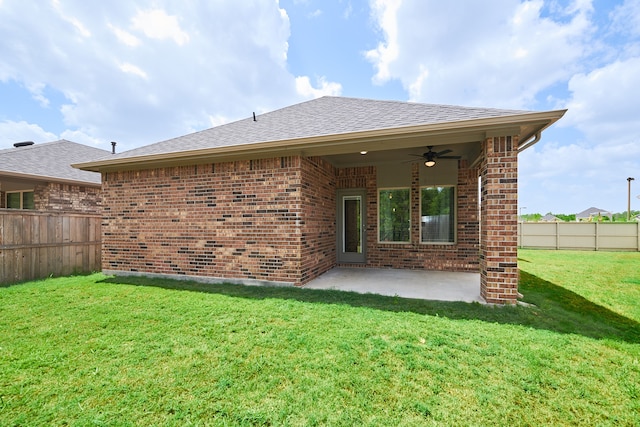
xmin=320 ymin=141 xmax=481 ymax=168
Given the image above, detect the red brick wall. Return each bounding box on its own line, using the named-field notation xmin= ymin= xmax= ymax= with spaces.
xmin=299 ymin=157 xmax=337 ymax=283
xmin=101 ymin=153 xmax=485 ymax=288
xmin=336 ymin=162 xmax=479 ymax=271
xmin=102 ymin=157 xmax=320 ymax=285
xmin=480 ymin=136 xmax=519 ymax=304
xmin=35 ymin=183 xmax=101 ymax=213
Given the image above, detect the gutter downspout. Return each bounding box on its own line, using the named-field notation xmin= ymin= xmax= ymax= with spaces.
xmin=518 ymin=131 xmax=541 ymax=152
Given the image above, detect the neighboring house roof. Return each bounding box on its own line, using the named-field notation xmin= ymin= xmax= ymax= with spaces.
xmin=576 ymin=207 xmax=613 ymax=219
xmin=0 ymin=140 xmax=111 ymax=186
xmin=541 ymin=214 xmax=561 ymax=222
xmin=75 ymin=96 xmax=566 ymax=172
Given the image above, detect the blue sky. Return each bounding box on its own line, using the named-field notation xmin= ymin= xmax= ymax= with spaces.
xmin=1 ymin=0 xmax=639 ymax=215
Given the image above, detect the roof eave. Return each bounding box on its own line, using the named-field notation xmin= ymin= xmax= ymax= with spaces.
xmin=0 ymin=171 xmax=102 ymax=187
xmin=517 ymin=110 xmax=567 ymax=151
xmin=74 ymin=109 xmax=567 ymax=173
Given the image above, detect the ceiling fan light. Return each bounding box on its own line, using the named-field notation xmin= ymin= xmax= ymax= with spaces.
xmin=425 ymin=159 xmax=436 ymax=167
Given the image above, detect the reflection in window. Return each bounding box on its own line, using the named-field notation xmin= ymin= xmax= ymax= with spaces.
xmin=6 ymin=191 xmax=35 ymax=209
xmin=379 ymin=188 xmax=410 ymax=243
xmin=421 ymin=186 xmax=455 ymax=243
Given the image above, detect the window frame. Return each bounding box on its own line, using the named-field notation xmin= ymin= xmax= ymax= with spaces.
xmin=5 ymin=190 xmax=35 ymax=210
xmin=420 ymin=185 xmax=456 ymax=245
xmin=377 ymin=187 xmax=411 ymax=244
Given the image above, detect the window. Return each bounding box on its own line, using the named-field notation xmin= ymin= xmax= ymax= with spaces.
xmin=421 ymin=186 xmax=455 ymax=243
xmin=6 ymin=190 xmax=35 ymax=209
xmin=378 ymin=188 xmax=410 ymax=243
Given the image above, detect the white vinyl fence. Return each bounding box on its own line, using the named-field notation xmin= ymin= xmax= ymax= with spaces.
xmin=518 ymin=222 xmax=640 ymax=251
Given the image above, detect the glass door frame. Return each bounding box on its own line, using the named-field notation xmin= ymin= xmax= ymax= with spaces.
xmin=336 ymin=189 xmax=367 ymax=264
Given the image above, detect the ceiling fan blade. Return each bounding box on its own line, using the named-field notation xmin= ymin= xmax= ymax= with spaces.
xmin=438 ymin=155 xmax=461 ymax=159
xmin=434 ymin=149 xmax=452 ymax=156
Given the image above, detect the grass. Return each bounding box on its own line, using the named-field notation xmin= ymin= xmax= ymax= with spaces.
xmin=0 ymin=250 xmax=639 ymax=426
xmin=518 ymin=249 xmax=640 ymax=323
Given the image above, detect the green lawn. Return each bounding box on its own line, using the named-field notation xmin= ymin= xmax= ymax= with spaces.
xmin=1 ymin=250 xmax=639 ymax=426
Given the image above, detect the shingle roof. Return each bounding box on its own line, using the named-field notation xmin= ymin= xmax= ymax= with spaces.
xmin=114 ymin=96 xmax=532 ymax=159
xmin=576 ymin=207 xmax=612 ymax=218
xmin=0 ymin=140 xmax=111 ymax=185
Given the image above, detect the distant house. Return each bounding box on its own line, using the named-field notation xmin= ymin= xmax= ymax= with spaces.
xmin=0 ymin=140 xmax=111 ymax=213
xmin=75 ymin=96 xmax=565 ymax=304
xmin=540 ymin=214 xmax=561 ymax=222
xmin=576 ymin=206 xmax=613 ymax=222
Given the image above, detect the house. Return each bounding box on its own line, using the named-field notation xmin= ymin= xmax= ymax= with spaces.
xmin=576 ymin=206 xmax=612 ymax=222
xmin=0 ymin=139 xmax=111 ymax=213
xmin=541 ymin=213 xmax=562 ymax=222
xmin=75 ymin=96 xmax=566 ymax=304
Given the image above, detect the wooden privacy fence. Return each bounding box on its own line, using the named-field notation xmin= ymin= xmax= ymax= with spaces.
xmin=0 ymin=210 xmax=101 ymax=285
xmin=518 ymin=222 xmax=640 ymax=251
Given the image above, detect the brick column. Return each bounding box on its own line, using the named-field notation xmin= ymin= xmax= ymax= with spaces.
xmin=480 ymin=135 xmax=519 ymax=304
xmin=457 ymin=160 xmax=480 ymax=268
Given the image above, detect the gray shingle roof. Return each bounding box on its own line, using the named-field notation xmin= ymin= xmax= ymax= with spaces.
xmin=0 ymin=140 xmax=111 ymax=185
xmin=576 ymin=207 xmax=612 ymax=218
xmin=114 ymin=96 xmax=532 ymax=159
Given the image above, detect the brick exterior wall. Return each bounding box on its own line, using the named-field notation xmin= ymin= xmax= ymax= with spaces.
xmin=336 ymin=161 xmax=480 ymax=271
xmin=0 ymin=182 xmax=100 ymax=212
xmin=101 ymin=152 xmax=516 ymax=299
xmin=480 ymin=136 xmax=519 ymax=304
xmin=34 ymin=183 xmax=101 ymax=213
xmin=299 ymin=157 xmax=337 ymax=283
xmin=102 ymin=157 xmax=337 ymax=286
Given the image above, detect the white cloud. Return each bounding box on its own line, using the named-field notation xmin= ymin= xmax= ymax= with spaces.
xmin=118 ymin=62 xmax=148 ymax=79
xmin=26 ymin=82 xmax=50 ymax=108
xmin=52 ymin=0 xmax=91 ymax=38
xmin=0 ymin=1 xmax=335 ymax=151
xmin=523 ymin=54 xmax=640 ymax=213
xmin=562 ymin=57 xmax=640 ymax=144
xmin=519 ymin=52 xmax=640 ymax=212
xmin=109 ymin=24 xmax=141 ymax=47
xmin=208 ymin=114 xmax=231 ymax=128
xmin=366 ymin=0 xmax=401 ymax=85
xmin=519 ymin=138 xmax=640 ymax=213
xmin=295 ymin=76 xmax=342 ymax=98
xmin=59 ymin=129 xmax=103 ymax=147
xmin=366 ymin=0 xmax=593 ymax=108
xmin=343 ymin=2 xmax=353 ymax=19
xmin=131 ymin=9 xmax=190 ymax=46
xmin=610 ymin=0 xmax=640 ymax=38
xmin=0 ymin=120 xmax=58 ymax=146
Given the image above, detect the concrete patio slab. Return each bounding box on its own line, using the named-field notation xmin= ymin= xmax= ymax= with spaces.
xmin=303 ymin=268 xmax=484 ymax=303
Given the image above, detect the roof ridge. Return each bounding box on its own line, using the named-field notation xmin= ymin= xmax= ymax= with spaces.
xmin=318 ymin=95 xmax=532 ymax=113
xmin=1 ymin=139 xmax=111 ymax=154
